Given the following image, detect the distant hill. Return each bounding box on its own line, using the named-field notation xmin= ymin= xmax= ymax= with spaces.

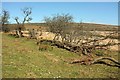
xmin=2 ymin=22 xmax=118 ymax=31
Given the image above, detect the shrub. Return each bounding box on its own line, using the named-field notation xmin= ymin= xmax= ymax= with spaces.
xmin=39 ymin=44 xmax=53 ymax=51
xmin=2 ymin=26 xmax=10 ymax=32
xmin=94 ymin=50 xmax=104 ymax=56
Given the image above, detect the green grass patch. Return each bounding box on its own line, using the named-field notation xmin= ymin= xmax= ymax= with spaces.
xmin=2 ymin=33 xmax=119 ymax=78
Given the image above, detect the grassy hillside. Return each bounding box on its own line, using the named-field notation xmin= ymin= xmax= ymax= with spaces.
xmin=2 ymin=33 xmax=119 ymax=78
xmin=3 ymin=23 xmax=118 ymax=32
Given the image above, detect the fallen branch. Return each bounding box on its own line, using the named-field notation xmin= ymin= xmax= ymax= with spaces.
xmin=70 ymin=57 xmax=120 ymax=68
xmin=91 ymin=57 xmax=120 ymax=66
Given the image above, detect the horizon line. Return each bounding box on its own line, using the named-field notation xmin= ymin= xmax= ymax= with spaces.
xmin=8 ymin=22 xmax=118 ymax=26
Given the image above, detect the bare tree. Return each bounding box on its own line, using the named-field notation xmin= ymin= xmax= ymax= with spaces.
xmin=0 ymin=10 xmax=10 ymax=32
xmin=14 ymin=7 xmax=32 ymax=37
xmin=44 ymin=13 xmax=73 ymax=41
